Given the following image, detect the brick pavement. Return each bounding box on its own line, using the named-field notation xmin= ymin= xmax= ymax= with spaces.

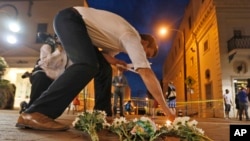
xmin=1 ymin=109 xmax=250 ymax=141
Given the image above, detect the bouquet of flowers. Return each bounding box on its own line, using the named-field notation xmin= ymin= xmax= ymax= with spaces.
xmin=109 ymin=116 xmax=162 ymax=141
xmin=159 ymin=116 xmax=213 ymax=141
xmin=72 ymin=110 xmax=108 ymax=141
xmin=72 ymin=110 xmax=212 ymax=141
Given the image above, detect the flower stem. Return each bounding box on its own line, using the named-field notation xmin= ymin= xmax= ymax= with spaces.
xmin=193 ymin=132 xmax=213 ymax=141
xmin=88 ymin=126 xmax=99 ymax=141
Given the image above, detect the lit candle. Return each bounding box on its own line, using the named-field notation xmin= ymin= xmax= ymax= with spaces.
xmin=165 ymin=120 xmax=171 ymax=127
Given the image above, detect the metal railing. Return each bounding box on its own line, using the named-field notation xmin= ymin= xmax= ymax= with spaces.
xmin=227 ymin=35 xmax=250 ymax=52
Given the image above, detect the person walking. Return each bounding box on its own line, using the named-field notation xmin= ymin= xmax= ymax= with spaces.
xmin=223 ymin=89 xmax=233 ymax=119
xmin=166 ymin=82 xmax=176 ymax=114
xmin=16 ymin=6 xmax=175 ymax=131
xmin=237 ymin=86 xmax=250 ymax=121
xmin=112 ymin=69 xmax=128 ymax=117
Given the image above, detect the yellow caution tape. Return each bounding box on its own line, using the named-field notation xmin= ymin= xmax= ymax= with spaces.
xmin=177 ymin=99 xmax=223 ymax=104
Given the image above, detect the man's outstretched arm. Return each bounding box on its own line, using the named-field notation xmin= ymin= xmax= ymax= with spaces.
xmin=137 ymin=68 xmax=176 ymax=121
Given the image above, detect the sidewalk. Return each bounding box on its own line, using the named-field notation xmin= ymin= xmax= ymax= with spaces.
xmin=1 ymin=109 xmax=249 ymax=141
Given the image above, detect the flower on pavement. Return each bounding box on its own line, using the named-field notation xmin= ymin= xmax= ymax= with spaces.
xmin=72 ymin=111 xmax=212 ymax=141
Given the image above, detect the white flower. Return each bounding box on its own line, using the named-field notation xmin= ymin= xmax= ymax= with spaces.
xmin=173 ymin=116 xmax=190 ymax=126
xmin=72 ymin=117 xmax=80 ymax=127
xmin=140 ymin=116 xmax=150 ymax=121
xmin=173 ymin=125 xmax=180 ymax=130
xmin=196 ymin=127 xmax=205 ymax=135
xmin=102 ymin=122 xmax=111 ymax=129
xmin=187 ymin=119 xmax=198 ymax=127
xmin=100 ymin=111 xmax=107 ymax=116
xmin=86 ymin=110 xmax=93 ymax=114
xmin=133 ymin=118 xmax=138 ymax=122
xmin=112 ymin=117 xmax=127 ymax=127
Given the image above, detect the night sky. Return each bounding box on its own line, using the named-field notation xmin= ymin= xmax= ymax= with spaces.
xmin=87 ymin=0 xmax=190 ymax=97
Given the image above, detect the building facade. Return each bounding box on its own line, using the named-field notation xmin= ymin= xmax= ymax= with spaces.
xmin=163 ymin=0 xmax=250 ymax=118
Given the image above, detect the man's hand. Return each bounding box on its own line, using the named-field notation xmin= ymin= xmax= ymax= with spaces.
xmin=166 ymin=111 xmax=176 ymax=121
xmin=102 ymin=53 xmax=127 ymax=68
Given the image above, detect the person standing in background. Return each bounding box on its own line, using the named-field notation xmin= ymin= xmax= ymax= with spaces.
xmin=247 ymin=78 xmax=250 ymax=101
xmin=112 ymin=69 xmax=128 ymax=117
xmin=223 ymin=89 xmax=233 ymax=119
xmin=237 ymin=86 xmax=250 ymax=121
xmin=166 ymin=82 xmax=176 ymax=114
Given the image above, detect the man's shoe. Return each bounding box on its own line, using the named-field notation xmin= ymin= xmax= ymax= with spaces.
xmin=16 ymin=112 xmax=69 ymax=131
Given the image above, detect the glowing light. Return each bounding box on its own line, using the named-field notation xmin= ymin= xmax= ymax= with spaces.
xmin=155 ymin=25 xmax=170 ymax=40
xmin=8 ymin=22 xmax=20 ymax=32
xmin=6 ymin=35 xmax=17 ymax=44
xmin=159 ymin=27 xmax=167 ymax=36
xmin=166 ymin=120 xmax=171 ymax=127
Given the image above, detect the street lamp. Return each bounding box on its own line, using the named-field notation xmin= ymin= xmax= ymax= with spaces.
xmin=163 ymin=28 xmax=188 ymax=116
xmin=8 ymin=22 xmax=20 ymax=33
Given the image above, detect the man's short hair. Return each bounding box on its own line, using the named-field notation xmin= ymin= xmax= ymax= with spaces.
xmin=140 ymin=34 xmax=158 ymax=57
